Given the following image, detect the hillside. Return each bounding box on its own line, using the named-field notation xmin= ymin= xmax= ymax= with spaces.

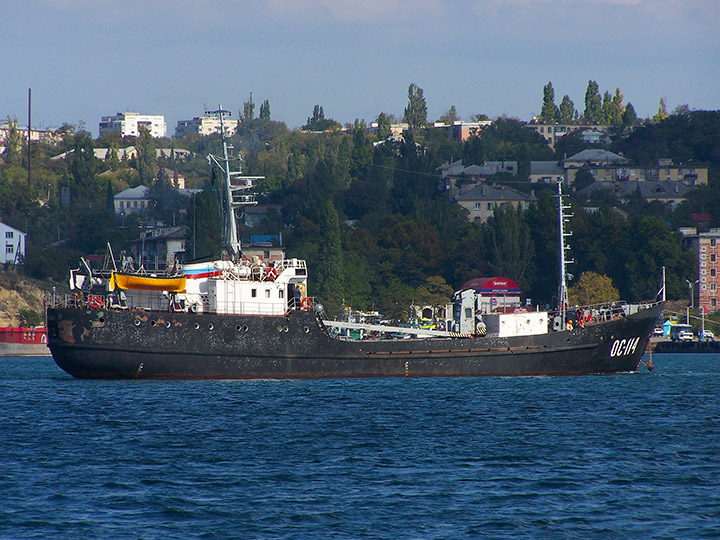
xmin=0 ymin=271 xmax=58 ymax=327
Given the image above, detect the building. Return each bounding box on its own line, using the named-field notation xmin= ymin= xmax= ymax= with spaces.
xmin=439 ymin=159 xmax=520 ymax=200
xmin=367 ymin=122 xmax=408 ymax=141
xmin=456 ymin=184 xmax=537 ymax=223
xmin=130 ymin=225 xmax=187 ymax=271
xmin=175 ymin=115 xmax=239 ymax=138
xmin=680 ymin=228 xmax=720 ymax=313
xmin=526 ymin=123 xmax=610 ymax=150
xmin=578 ymin=180 xmax=691 ymax=208
xmin=529 ymin=161 xmax=564 ymax=184
xmin=99 ymin=112 xmax=167 ymax=138
xmin=0 ymin=120 xmax=61 ymax=148
xmin=562 ymin=149 xmax=631 ymax=184
xmin=0 ymin=222 xmax=26 ymax=265
xmin=432 ymin=120 xmax=493 ymax=142
xmin=114 ymin=186 xmax=152 ymax=215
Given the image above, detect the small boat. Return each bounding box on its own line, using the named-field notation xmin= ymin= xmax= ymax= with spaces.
xmin=111 ymin=271 xmax=186 ymax=292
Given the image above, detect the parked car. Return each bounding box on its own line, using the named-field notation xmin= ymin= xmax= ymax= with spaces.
xmin=699 ymin=330 xmax=715 ymax=341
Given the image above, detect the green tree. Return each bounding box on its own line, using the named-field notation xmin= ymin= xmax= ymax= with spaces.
xmin=653 ymin=98 xmax=669 ymax=123
xmin=568 ymin=272 xmax=619 ymax=305
xmin=439 ymin=105 xmax=459 ymax=125
xmin=486 ymin=205 xmax=535 ymax=292
xmin=242 ymin=92 xmax=255 ymax=121
xmin=622 ymin=102 xmax=638 ymax=126
xmin=558 ymin=95 xmax=576 ymax=124
xmin=403 ymin=83 xmax=428 ymax=132
xmin=376 ymin=112 xmax=392 ymax=140
xmin=584 ymin=80 xmax=602 ymax=124
xmin=540 ymin=81 xmax=559 ymax=123
xmin=610 ymin=88 xmax=624 ymax=125
xmin=314 ymin=198 xmax=344 ymax=315
xmin=259 ymin=99 xmax=271 ymax=120
xmin=302 ymin=105 xmax=340 ymax=131
xmin=3 ymin=116 xmax=22 ymax=165
xmin=135 ymin=126 xmax=158 ymax=185
xmin=69 ymin=130 xmax=96 ymax=194
xmin=185 ymin=190 xmax=221 ymax=260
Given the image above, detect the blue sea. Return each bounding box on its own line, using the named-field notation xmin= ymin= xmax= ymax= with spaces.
xmin=1 ymin=354 xmax=719 ymax=539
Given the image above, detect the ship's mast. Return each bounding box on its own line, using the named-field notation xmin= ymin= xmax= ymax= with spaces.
xmin=206 ymin=107 xmax=261 ymax=259
xmin=557 ymin=181 xmax=573 ymax=326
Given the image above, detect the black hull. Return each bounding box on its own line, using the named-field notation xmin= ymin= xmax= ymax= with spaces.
xmin=45 ymin=303 xmax=663 ymax=379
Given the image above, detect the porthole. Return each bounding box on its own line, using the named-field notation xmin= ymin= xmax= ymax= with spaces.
xmin=242 ymin=325 xmax=249 ymax=332
xmin=208 ymin=323 xmax=214 ymax=331
xmin=98 ymin=317 xmax=105 ymax=324
xmin=134 ymin=319 xmax=141 ymax=327
xmin=277 ymin=325 xmax=283 ymax=332
xmin=165 ymin=321 xmax=171 ymax=328
xmin=303 ymin=326 xmax=310 ymax=334
xmin=283 ymin=326 xmax=289 ymax=333
xmin=194 ymin=322 xmax=200 ymax=330
xmin=150 ymin=320 xmax=156 ymax=327
xmin=236 ymin=324 xmax=242 ymax=332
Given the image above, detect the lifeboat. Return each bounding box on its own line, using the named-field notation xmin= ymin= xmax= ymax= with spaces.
xmin=111 ymin=271 xmax=186 ymax=292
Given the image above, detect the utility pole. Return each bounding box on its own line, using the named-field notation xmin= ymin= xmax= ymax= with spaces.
xmin=27 ymin=88 xmax=31 ymax=187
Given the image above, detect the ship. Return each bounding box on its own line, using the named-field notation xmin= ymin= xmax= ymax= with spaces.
xmin=45 ymin=108 xmax=662 ymax=379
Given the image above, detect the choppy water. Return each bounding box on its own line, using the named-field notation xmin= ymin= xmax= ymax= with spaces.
xmin=1 ymin=354 xmax=719 ymax=539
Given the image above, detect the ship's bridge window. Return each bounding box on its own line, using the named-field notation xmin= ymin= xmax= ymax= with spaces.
xmin=279 ymin=290 xmax=284 ymax=299
xmin=251 ymin=289 xmax=257 ymax=298
xmin=265 ymin=289 xmax=271 ymax=298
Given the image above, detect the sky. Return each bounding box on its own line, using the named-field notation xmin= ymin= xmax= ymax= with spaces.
xmin=4 ymin=0 xmax=719 ymax=136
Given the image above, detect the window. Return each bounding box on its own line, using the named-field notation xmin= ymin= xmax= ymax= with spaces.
xmin=265 ymin=290 xmax=271 ymax=298
xmin=712 ymin=254 xmax=717 ymax=262
xmin=701 ymin=246 xmax=707 ymax=252
xmin=701 ymin=254 xmax=707 ymax=259
xmin=712 ymin=239 xmax=717 ymax=247
xmin=713 ymin=298 xmax=717 ymax=307
xmin=5 ymin=232 xmax=13 ymax=238
xmin=487 ymin=203 xmax=493 ymax=210
xmin=119 ymin=201 xmax=124 ymax=209
xmin=6 ymin=245 xmax=14 ymax=254
xmin=712 ymin=284 xmax=717 ymax=292
xmin=712 ymin=269 xmax=717 ymax=277
xmin=702 ymin=270 xmax=706 ymax=275
xmin=474 ymin=203 xmax=482 ymax=211
xmin=251 ymin=289 xmax=257 ymax=298
xmin=279 ymin=290 xmax=284 ymax=299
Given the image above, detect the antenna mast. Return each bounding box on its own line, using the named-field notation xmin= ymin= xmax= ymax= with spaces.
xmin=206 ymin=106 xmax=261 ymax=259
xmin=557 ymin=181 xmax=573 ymax=327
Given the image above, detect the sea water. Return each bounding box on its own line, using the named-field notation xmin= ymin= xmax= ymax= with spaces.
xmin=1 ymin=355 xmax=719 ymax=539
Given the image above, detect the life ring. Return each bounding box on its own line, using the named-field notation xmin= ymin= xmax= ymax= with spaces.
xmin=88 ymin=295 xmax=104 ymax=309
xmin=266 ymin=267 xmax=278 ymax=281
xmin=301 ymin=297 xmax=312 ymax=311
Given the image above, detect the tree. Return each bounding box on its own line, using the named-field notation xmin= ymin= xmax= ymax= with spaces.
xmin=185 ymin=190 xmax=221 ymax=260
xmin=376 ymin=112 xmax=392 ymax=140
xmin=568 ymin=272 xmax=620 ymax=305
xmin=302 ymin=105 xmax=339 ymax=131
xmin=314 ymin=198 xmax=344 ymax=315
xmin=69 ymin=130 xmax=96 ymax=194
xmin=610 ymin=88 xmax=625 ymax=125
xmin=439 ymin=105 xmax=459 ymax=125
xmin=135 ymin=126 xmax=158 ymax=185
xmin=653 ymin=98 xmax=669 ymax=123
xmin=2 ymin=116 xmax=22 ymax=165
xmin=486 ymin=205 xmax=535 ymax=292
xmin=259 ymin=99 xmax=271 ymax=120
xmin=403 ymin=83 xmax=427 ymax=132
xmin=558 ymin=95 xmax=576 ymax=124
xmin=242 ymin=92 xmax=255 ymax=121
xmin=540 ymin=82 xmax=559 ymax=123
xmin=584 ymin=80 xmax=602 ymax=124
xmin=622 ymin=102 xmax=638 ymax=126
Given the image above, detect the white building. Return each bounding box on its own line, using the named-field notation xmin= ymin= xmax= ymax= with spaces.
xmin=99 ymin=112 xmax=167 ymax=138
xmin=0 ymin=223 xmax=26 ymax=265
xmin=175 ymin=116 xmax=239 ymax=138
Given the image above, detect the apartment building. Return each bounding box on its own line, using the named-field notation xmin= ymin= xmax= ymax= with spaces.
xmin=99 ymin=112 xmax=167 ymax=138
xmin=175 ymin=115 xmax=238 ymax=138
xmin=681 ymin=228 xmax=720 ymax=312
